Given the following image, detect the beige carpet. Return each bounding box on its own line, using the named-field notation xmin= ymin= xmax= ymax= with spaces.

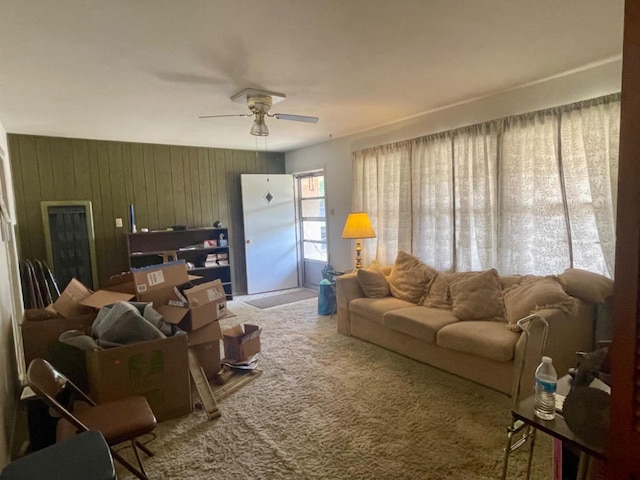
xmin=116 ymin=297 xmax=551 ymax=479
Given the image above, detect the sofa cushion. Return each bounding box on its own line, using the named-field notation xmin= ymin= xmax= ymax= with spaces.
xmin=558 ymin=268 xmax=613 ymax=304
xmin=382 ymin=307 xmax=459 ymax=344
xmin=349 ymin=297 xmax=415 ymax=325
xmin=437 ymin=321 xmax=520 ymax=363
xmin=420 ymin=271 xmax=480 ymax=309
xmin=448 ymin=269 xmax=506 ymax=321
xmin=503 ymin=276 xmax=577 ymax=331
xmin=387 ymin=251 xmax=437 ymax=304
xmin=357 ymin=262 xmax=390 ymax=298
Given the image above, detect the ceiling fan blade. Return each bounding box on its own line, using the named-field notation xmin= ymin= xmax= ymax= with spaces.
xmin=271 ymin=113 xmax=319 ymax=124
xmin=199 ymin=113 xmax=252 ymax=119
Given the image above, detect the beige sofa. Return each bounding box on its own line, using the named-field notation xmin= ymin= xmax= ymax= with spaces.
xmin=336 ymin=259 xmax=611 ymax=397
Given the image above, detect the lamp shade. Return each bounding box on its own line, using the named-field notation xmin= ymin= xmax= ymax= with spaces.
xmin=341 ymin=212 xmax=376 ymax=239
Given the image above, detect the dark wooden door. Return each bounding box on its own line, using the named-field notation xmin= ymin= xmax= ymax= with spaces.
xmin=609 ymin=0 xmax=640 ymax=477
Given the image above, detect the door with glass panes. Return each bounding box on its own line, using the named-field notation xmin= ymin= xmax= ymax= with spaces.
xmin=296 ymin=172 xmax=327 ymax=288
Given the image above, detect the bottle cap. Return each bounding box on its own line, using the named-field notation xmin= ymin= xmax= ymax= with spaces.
xmin=542 ymin=356 xmax=552 ymax=363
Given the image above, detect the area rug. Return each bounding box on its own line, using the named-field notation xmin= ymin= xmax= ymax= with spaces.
xmin=243 ymin=288 xmax=318 ymax=309
xmin=116 ymin=298 xmax=551 ymax=480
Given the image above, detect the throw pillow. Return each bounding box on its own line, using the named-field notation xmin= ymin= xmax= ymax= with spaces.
xmin=557 ymin=268 xmax=614 ymax=304
xmin=499 ymin=274 xmax=540 ymax=291
xmin=421 ymin=271 xmax=480 ymax=309
xmin=448 ymin=269 xmax=506 ymax=321
xmin=357 ymin=262 xmax=390 ymax=298
xmin=503 ymin=276 xmax=578 ymax=331
xmin=387 ymin=251 xmax=437 ymax=304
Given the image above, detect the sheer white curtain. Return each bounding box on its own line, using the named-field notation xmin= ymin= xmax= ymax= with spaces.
xmin=560 ymin=100 xmax=620 ymax=277
xmin=411 ymin=135 xmax=454 ymax=270
xmin=453 ymin=124 xmax=499 ymax=271
xmin=353 ymin=143 xmax=412 ymax=267
xmin=498 ymin=111 xmax=571 ymax=275
xmin=351 ymin=94 xmax=620 ymax=277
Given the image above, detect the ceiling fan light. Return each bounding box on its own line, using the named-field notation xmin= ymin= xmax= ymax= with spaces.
xmin=250 ymin=118 xmax=269 ymax=136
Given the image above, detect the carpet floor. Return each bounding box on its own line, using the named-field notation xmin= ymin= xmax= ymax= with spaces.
xmin=116 ymin=297 xmax=551 ymax=479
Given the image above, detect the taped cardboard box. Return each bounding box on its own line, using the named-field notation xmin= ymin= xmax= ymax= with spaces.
xmin=157 ymin=279 xmax=228 ymax=331
xmin=85 ymin=334 xmax=190 ymax=421
xmin=130 ymin=261 xmax=195 ymax=308
xmin=187 ymin=321 xmax=222 ymax=379
xmin=223 ymin=324 xmax=261 ymax=362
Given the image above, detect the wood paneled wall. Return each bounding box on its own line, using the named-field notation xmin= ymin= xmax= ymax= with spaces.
xmin=8 ymin=134 xmax=285 ymax=293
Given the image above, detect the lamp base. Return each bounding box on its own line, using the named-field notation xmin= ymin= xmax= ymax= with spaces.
xmin=355 ymin=239 xmax=363 ymax=270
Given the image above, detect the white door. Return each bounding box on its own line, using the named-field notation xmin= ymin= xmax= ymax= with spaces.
xmin=241 ymin=174 xmax=298 ymax=294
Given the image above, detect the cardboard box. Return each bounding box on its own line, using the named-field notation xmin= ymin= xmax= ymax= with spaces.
xmin=50 ymin=277 xmax=135 ymax=317
xmin=51 ymin=278 xmax=95 ymax=318
xmin=190 ymin=342 xmax=221 ymax=379
xmin=129 ymin=261 xmax=202 ymax=308
xmin=79 ymin=289 xmax=135 ymax=309
xmin=223 ymin=324 xmax=261 ymax=362
xmin=187 ymin=320 xmax=222 ymax=345
xmin=187 ymin=321 xmax=222 ymax=379
xmin=157 ymin=279 xmax=227 ymax=331
xmin=21 ymin=309 xmax=97 ymax=391
xmin=85 ymin=334 xmax=190 ymax=421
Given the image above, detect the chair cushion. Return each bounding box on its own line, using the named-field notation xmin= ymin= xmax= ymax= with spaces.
xmin=387 ymin=251 xmax=437 ymax=304
xmin=437 ymin=321 xmax=520 ymax=363
xmin=349 ymin=297 xmax=415 ymax=325
xmin=0 ymin=431 xmax=115 ymax=480
xmin=57 ymin=396 xmax=157 ymax=446
xmin=382 ymin=307 xmax=459 ymax=343
xmin=357 ymin=262 xmax=390 ymax=298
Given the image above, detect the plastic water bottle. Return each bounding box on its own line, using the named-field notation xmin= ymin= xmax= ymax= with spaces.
xmin=534 ymin=356 xmax=557 ymax=420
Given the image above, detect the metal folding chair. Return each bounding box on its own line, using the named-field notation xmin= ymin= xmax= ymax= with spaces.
xmin=501 ymin=314 xmax=549 ymax=480
xmin=27 ymin=358 xmax=157 ymax=480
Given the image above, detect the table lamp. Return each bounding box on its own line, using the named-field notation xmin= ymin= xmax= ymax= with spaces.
xmin=341 ymin=212 xmax=376 ymax=270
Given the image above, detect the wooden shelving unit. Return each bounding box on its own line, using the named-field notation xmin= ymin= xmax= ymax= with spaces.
xmin=127 ymin=227 xmax=233 ymax=299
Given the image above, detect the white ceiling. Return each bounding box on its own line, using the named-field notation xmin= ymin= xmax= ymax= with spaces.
xmin=0 ymin=0 xmax=625 ymax=153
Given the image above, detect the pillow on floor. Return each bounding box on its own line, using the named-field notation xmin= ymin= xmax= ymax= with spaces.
xmin=503 ymin=276 xmax=578 ymax=331
xmin=357 ymin=262 xmax=390 ymax=298
xmin=448 ymin=269 xmax=506 ymax=321
xmin=557 ymin=268 xmax=613 ymax=304
xmin=387 ymin=251 xmax=437 ymax=304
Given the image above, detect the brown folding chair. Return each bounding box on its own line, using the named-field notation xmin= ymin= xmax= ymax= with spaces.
xmin=27 ymin=358 xmax=157 ymax=480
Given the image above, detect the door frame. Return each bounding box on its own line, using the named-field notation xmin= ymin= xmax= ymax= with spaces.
xmin=293 ymin=169 xmax=328 ymax=289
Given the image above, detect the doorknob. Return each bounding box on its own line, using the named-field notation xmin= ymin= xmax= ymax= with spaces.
xmin=246 ymin=239 xmax=252 ymax=244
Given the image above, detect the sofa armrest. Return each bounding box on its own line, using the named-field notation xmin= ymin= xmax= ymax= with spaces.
xmin=336 ymin=272 xmax=364 ymax=335
xmin=511 ymin=300 xmax=594 ymax=399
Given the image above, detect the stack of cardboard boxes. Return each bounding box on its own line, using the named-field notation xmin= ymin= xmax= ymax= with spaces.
xmin=20 ymin=260 xmax=228 ymax=421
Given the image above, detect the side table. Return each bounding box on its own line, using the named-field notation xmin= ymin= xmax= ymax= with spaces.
xmin=503 ymin=375 xmax=607 ymax=480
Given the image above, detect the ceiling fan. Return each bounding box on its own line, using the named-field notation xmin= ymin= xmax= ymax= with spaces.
xmin=199 ymin=88 xmax=319 ymax=136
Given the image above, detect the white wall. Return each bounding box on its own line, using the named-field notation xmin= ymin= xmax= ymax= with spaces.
xmin=0 ymin=119 xmax=21 ymax=467
xmin=286 ymin=60 xmax=623 ymax=272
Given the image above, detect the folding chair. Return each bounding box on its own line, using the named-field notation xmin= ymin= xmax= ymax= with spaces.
xmin=27 ymin=358 xmax=157 ymax=480
xmin=501 ymin=314 xmax=549 ymax=480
